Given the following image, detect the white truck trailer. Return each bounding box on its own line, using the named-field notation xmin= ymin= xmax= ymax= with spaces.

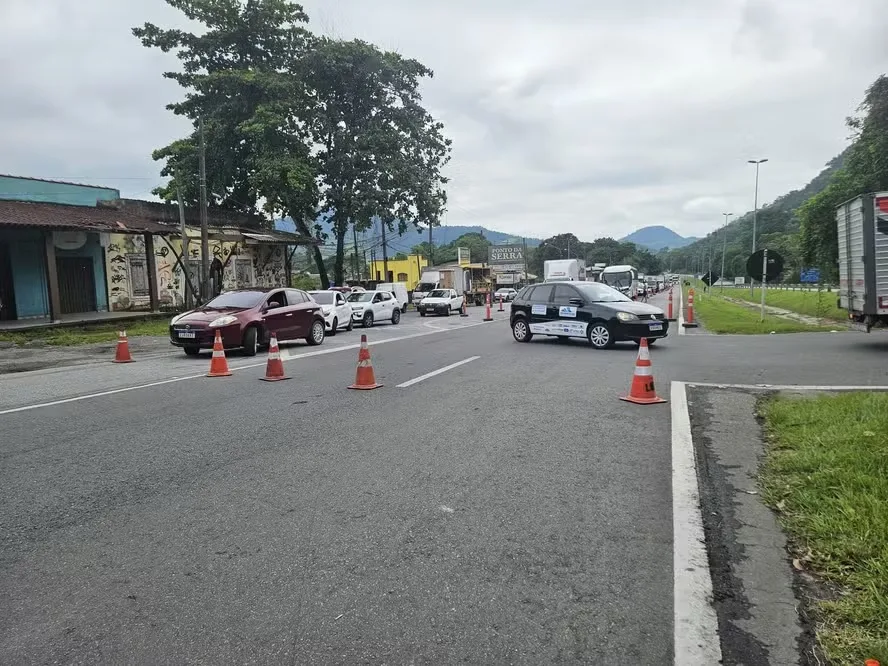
xmin=836 ymin=192 xmax=888 ymax=332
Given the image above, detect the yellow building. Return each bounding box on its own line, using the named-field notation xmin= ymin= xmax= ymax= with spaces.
xmin=370 ymin=254 xmax=428 ymax=287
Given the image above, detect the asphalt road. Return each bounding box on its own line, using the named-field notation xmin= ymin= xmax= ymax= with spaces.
xmin=2 ymin=303 xmax=887 ymax=664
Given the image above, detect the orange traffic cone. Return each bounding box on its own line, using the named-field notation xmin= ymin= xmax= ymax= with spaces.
xmin=460 ymin=295 xmax=469 ymax=317
xmin=666 ymin=288 xmax=676 ymax=321
xmin=113 ymin=330 xmax=133 ymax=363
xmin=619 ymin=338 xmax=667 ymax=405
xmin=483 ymin=292 xmax=493 ymax=321
xmin=259 ymin=333 xmax=289 ymax=381
xmin=865 ymin=660 xmax=880 ymax=666
xmin=682 ymin=287 xmax=698 ymax=328
xmin=207 ymin=330 xmax=232 ymax=377
xmin=498 ymin=295 xmax=504 ymax=312
xmin=348 ymin=334 xmax=381 ymax=390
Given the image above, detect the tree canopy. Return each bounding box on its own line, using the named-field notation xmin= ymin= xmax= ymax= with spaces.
xmin=135 ymin=0 xmax=450 ymax=288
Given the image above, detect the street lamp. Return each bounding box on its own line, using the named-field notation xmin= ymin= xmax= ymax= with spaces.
xmin=720 ymin=212 xmax=733 ymax=292
xmin=539 ymin=241 xmax=565 ymax=257
xmin=748 ymin=159 xmax=768 ymax=254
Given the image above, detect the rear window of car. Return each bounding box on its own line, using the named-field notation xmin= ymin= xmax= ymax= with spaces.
xmin=527 ymin=285 xmax=553 ymax=302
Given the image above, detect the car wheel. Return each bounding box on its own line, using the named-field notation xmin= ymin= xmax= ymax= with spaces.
xmin=183 ymin=345 xmax=200 ymax=357
xmin=391 ymin=308 xmax=401 ymax=324
xmin=512 ymin=318 xmax=533 ymax=343
xmin=306 ymin=319 xmax=325 ymax=346
xmin=419 ymin=311 xmax=426 ymax=317
xmin=330 ymin=318 xmax=338 ymax=336
xmin=446 ymin=305 xmax=451 ymax=317
xmin=346 ymin=317 xmax=354 ymax=331
xmin=242 ymin=326 xmax=259 ymax=356
xmin=587 ymin=322 xmax=614 ymax=349
xmin=363 ymin=312 xmax=374 ymax=328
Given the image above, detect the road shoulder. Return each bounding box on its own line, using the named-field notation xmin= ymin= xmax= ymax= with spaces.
xmin=687 ymin=385 xmax=810 ymax=665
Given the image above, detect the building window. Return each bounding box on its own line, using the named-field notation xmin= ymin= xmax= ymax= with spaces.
xmin=235 ymin=257 xmax=254 ymax=287
xmin=397 ymin=272 xmax=408 ymax=282
xmin=127 ymin=255 xmax=149 ymax=298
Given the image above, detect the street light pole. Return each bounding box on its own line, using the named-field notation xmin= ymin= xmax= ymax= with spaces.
xmin=720 ymin=212 xmax=732 ymax=292
xmin=749 ymin=159 xmax=768 ymax=254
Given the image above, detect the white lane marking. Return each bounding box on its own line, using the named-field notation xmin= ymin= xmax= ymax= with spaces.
xmin=395 ymin=356 xmax=480 ymax=388
xmin=687 ymin=382 xmax=888 ymax=391
xmin=0 ymin=323 xmax=490 ymax=416
xmin=671 ymin=381 xmax=722 ymax=664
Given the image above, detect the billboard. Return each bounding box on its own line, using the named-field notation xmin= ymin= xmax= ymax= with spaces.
xmin=457 ymin=247 xmax=471 ymax=265
xmin=488 ymin=244 xmax=525 ymax=271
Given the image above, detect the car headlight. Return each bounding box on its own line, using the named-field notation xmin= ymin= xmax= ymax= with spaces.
xmin=209 ymin=315 xmax=238 ymax=327
xmin=170 ymin=313 xmax=185 ymax=325
xmin=616 ymin=312 xmax=639 ymax=321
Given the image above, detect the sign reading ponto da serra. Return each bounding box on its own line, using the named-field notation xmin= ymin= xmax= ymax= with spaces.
xmin=488 ymin=244 xmax=525 ymax=265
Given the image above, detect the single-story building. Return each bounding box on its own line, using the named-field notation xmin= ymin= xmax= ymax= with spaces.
xmin=0 ymin=175 xmax=315 ymax=326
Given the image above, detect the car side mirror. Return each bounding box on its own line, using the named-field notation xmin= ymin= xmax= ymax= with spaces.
xmin=569 ymin=298 xmax=584 ymax=306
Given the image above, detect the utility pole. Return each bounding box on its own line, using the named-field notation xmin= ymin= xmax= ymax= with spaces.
xmin=199 ymin=117 xmax=209 ymax=301
xmin=428 ymin=223 xmax=434 ymax=266
xmin=721 ymin=212 xmax=732 ymax=293
xmin=381 ymin=220 xmax=389 ymax=282
xmin=522 ymin=237 xmax=529 ymax=285
xmin=352 ymin=223 xmax=359 ymax=282
xmin=175 ymin=179 xmax=191 ymax=308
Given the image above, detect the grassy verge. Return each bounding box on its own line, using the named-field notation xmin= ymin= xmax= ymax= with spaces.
xmin=761 ymin=392 xmax=888 ymax=666
xmin=692 ymin=294 xmax=834 ymax=334
xmin=0 ymin=318 xmax=170 ymax=347
xmin=717 ymin=287 xmax=845 ymax=321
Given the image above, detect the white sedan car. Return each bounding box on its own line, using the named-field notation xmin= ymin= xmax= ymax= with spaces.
xmin=418 ymin=288 xmax=464 ymax=316
xmin=308 ymin=290 xmax=354 ymax=335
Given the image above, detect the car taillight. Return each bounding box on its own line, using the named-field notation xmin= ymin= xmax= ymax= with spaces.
xmin=880 ymin=296 xmax=888 ymax=308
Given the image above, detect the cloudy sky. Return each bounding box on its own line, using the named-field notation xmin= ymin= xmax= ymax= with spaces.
xmin=1 ymin=0 xmax=885 ymax=241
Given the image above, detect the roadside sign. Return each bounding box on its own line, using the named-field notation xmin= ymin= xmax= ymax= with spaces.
xmin=746 ymin=249 xmax=784 ymax=282
xmin=800 ymin=268 xmax=820 ymax=283
xmin=734 ymin=276 xmax=745 ymax=285
xmin=700 ymin=272 xmax=719 ymax=286
xmin=488 ymin=244 xmax=525 ymax=266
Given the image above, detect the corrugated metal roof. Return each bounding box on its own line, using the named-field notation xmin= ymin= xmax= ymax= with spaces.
xmin=0 ymin=199 xmax=173 ymax=234
xmin=242 ymin=230 xmax=318 ymax=244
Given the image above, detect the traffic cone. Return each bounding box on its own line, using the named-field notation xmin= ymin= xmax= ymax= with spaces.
xmin=206 ymin=330 xmax=232 ymax=377
xmin=348 ymin=334 xmax=382 ymax=390
xmin=682 ymin=288 xmax=698 ymax=328
xmin=498 ymin=295 xmax=504 ymax=312
xmin=259 ymin=333 xmax=289 ymax=381
xmin=483 ymin=293 xmax=493 ymax=321
xmin=619 ymin=338 xmax=667 ymax=405
xmin=667 ymin=288 xmax=676 ymax=321
xmin=460 ymin=295 xmax=469 ymax=317
xmin=865 ymin=660 xmax=880 ymax=666
xmin=112 ymin=330 xmax=133 ymax=363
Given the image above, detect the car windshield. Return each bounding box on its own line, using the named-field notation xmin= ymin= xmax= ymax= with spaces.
xmin=417 ymin=282 xmax=436 ymax=292
xmin=574 ymin=282 xmax=632 ymax=303
xmin=429 ymin=290 xmax=448 ymax=298
xmin=348 ymin=292 xmax=374 ymax=303
xmin=309 ymin=292 xmax=334 ymax=304
xmin=203 ymin=291 xmax=266 ymax=309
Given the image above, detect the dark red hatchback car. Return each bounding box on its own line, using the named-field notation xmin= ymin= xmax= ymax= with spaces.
xmin=169 ymin=287 xmax=326 ymax=356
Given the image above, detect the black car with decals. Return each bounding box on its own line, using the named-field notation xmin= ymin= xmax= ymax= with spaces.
xmin=509 ymin=281 xmax=669 ymax=348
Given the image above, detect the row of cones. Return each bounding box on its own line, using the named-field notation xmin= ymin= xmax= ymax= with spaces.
xmin=113 ymin=324 xmax=664 ymax=403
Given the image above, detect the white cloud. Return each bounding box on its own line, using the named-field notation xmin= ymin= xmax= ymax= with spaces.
xmin=0 ymin=0 xmax=884 ymax=240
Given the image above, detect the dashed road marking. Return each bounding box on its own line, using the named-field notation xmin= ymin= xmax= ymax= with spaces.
xmin=395 ymin=356 xmax=481 ymax=388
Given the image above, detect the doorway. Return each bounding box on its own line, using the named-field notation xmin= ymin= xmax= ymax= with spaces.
xmin=56 ymin=256 xmax=97 ymax=314
xmin=0 ymin=241 xmax=16 ymax=320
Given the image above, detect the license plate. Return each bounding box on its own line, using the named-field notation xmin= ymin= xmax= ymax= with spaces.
xmin=649 ymin=323 xmax=663 ymax=331
xmin=177 ymin=331 xmax=196 ymax=339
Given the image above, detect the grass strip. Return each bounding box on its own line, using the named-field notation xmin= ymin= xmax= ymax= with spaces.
xmin=761 ymin=392 xmax=888 ymax=666
xmin=0 ymin=318 xmax=170 ymax=347
xmin=692 ymin=294 xmax=834 ymax=334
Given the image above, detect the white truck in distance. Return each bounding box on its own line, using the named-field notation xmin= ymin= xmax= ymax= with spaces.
xmin=836 ymin=191 xmax=888 ymax=332
xmin=412 ymin=268 xmax=467 ymax=304
xmin=543 ymin=259 xmax=586 ymax=281
xmin=600 ymin=265 xmax=640 ymax=298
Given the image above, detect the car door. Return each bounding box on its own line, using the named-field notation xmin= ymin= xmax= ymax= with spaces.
xmin=526 ymin=283 xmax=554 ymax=334
xmin=335 ymin=291 xmax=350 ymax=325
xmin=379 ymin=292 xmax=395 ymax=318
xmin=551 ymin=284 xmax=589 ymax=338
xmin=262 ymin=290 xmax=294 ymax=340
xmin=288 ymin=289 xmax=320 ymax=338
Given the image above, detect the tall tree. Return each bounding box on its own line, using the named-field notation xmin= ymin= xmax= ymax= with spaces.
xmin=305 ymin=38 xmax=451 ymax=285
xmin=134 ymin=0 xmax=330 ymax=280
